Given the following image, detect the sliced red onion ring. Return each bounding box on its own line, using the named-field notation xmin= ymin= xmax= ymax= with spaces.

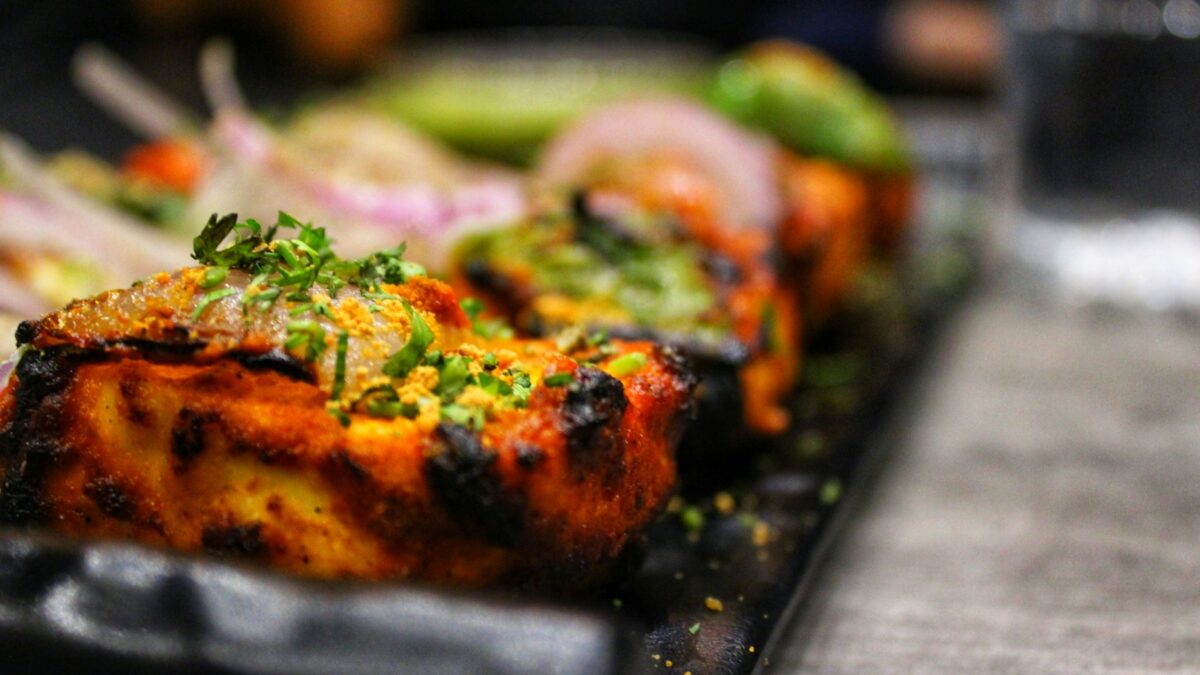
xmin=0 ymin=139 xmax=189 ymax=283
xmin=213 ymin=112 xmax=272 ymax=165
xmin=211 ymin=112 xmax=526 ymax=244
xmin=72 ymin=43 xmax=199 ymax=140
xmin=199 ymin=41 xmax=526 ymax=264
xmin=538 ymin=97 xmax=783 ymax=230
xmin=0 ymin=345 xmax=20 ymax=389
xmin=0 ymin=191 xmax=111 ymax=260
xmin=199 ymin=39 xmax=248 ymax=115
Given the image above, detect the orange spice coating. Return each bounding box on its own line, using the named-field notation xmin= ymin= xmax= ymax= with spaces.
xmin=0 ymin=270 xmax=695 ymax=588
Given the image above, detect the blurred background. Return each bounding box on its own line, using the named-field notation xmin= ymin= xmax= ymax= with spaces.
xmin=0 ymin=0 xmax=999 ymax=309
xmin=0 ymin=0 xmax=999 ymax=156
xmin=5 ymin=1 xmax=1198 ymax=348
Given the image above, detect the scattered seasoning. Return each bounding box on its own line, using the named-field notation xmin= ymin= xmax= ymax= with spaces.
xmin=190 ymin=287 xmax=237 ymax=321
xmin=688 ymin=622 xmax=701 ymax=635
xmin=819 ymin=478 xmax=843 ymax=505
xmin=748 ymin=646 xmax=756 ymax=653
xmin=795 ymin=430 xmax=825 ymax=458
xmin=605 ymin=351 xmax=647 ymax=377
xmin=553 ymin=325 xmax=588 ymax=354
xmin=680 ymin=506 xmax=705 ymax=532
xmin=752 ymin=520 xmax=771 ymax=547
xmin=543 ymin=372 xmax=574 ymax=387
xmin=612 ymin=598 xmax=623 ymax=610
xmin=665 ymin=660 xmax=673 ymax=668
xmin=666 ymin=495 xmax=684 ymax=513
xmin=713 ymin=491 xmax=736 ymax=515
xmin=705 ymin=596 xmax=724 ymax=612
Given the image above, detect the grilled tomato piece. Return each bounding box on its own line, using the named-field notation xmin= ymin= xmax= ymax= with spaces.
xmin=0 ymin=214 xmax=695 ymax=589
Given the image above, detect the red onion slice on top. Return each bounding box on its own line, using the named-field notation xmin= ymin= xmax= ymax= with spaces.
xmin=0 ymin=344 xmax=24 ymax=389
xmin=537 ymin=98 xmax=783 ymax=230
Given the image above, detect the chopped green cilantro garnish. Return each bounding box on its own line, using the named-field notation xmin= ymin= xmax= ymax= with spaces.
xmin=284 ymin=320 xmax=327 ymax=361
xmin=477 ymin=372 xmax=512 ymax=396
xmin=193 ymin=212 xmax=425 ymax=314
xmin=606 ymin=351 xmax=647 ymax=377
xmin=543 ymin=372 xmax=574 ymax=387
xmin=366 ymin=398 xmax=406 ymax=418
xmin=689 ymin=622 xmax=701 ymax=635
xmin=381 ymin=303 xmax=434 ymax=378
xmin=760 ymin=304 xmax=780 ymax=354
xmin=510 ymin=370 xmax=532 ymax=407
xmin=435 ymin=355 xmax=471 ymax=399
xmin=459 ymin=297 xmax=514 ymax=339
xmin=331 ymin=331 xmax=349 ymax=400
xmin=190 ymin=214 xmax=537 ymax=429
xmin=474 ymin=318 xmax=514 ymax=339
xmin=441 ymin=403 xmax=486 ymax=430
xmin=191 ymin=287 xmax=237 ymax=321
xmin=330 ymin=408 xmax=351 ymax=428
xmin=199 ymin=266 xmax=228 ymax=289
xmin=460 ymin=297 xmax=484 ymax=320
xmin=359 ymin=386 xmax=403 ymax=418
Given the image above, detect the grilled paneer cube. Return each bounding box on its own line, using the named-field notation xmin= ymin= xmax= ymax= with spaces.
xmin=0 ymin=215 xmax=695 ymax=588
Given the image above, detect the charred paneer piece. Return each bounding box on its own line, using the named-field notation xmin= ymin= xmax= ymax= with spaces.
xmin=454 ymin=164 xmax=802 ymax=438
xmin=0 ymin=214 xmax=695 ymax=588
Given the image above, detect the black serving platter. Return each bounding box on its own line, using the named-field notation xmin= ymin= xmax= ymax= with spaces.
xmin=0 ymin=21 xmax=985 ymax=674
xmin=0 ymin=229 xmax=979 ymax=675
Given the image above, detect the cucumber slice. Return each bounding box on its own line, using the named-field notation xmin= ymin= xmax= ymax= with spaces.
xmin=366 ymin=31 xmax=714 ymax=163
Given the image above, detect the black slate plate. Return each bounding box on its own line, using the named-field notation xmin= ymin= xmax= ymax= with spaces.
xmin=0 ymin=227 xmax=978 ymax=675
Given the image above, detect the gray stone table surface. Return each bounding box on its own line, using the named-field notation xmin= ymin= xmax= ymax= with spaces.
xmin=775 ymin=283 xmax=1200 ymax=674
